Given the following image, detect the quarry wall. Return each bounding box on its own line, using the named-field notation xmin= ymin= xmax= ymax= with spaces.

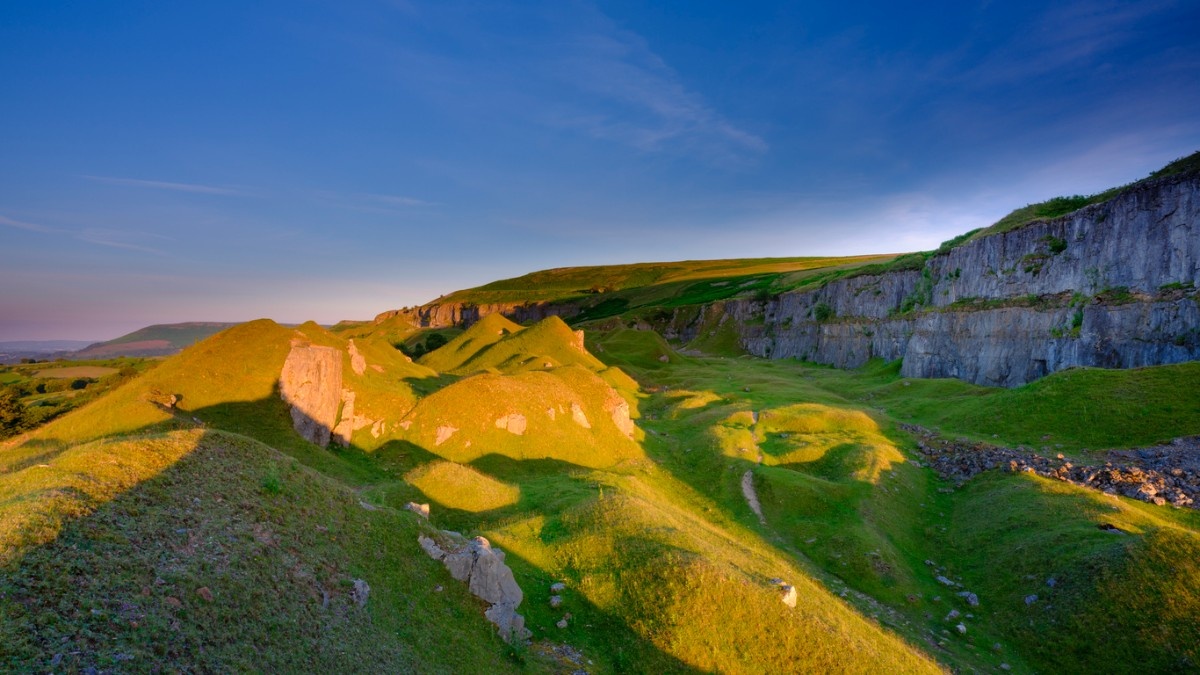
xmin=694 ymin=171 xmax=1200 ymax=386
xmin=382 ymin=170 xmax=1199 ymax=387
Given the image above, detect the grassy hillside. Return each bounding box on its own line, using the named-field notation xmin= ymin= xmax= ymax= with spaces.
xmin=1 ymin=316 xmax=955 ymax=673
xmin=590 ymin=329 xmax=1200 ymax=673
xmin=0 ymin=429 xmax=521 ymax=672
xmin=72 ymin=322 xmax=240 ymax=359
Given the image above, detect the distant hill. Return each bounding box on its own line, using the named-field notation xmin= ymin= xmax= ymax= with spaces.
xmin=70 ymin=322 xmax=239 ymax=359
xmin=0 ymin=340 xmax=97 ymax=365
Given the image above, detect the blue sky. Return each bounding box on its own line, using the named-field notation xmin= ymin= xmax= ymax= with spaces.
xmin=2 ymin=1 xmax=1198 ymax=340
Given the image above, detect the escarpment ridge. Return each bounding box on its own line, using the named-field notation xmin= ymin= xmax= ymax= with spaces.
xmin=378 ymin=152 xmax=1200 ymax=386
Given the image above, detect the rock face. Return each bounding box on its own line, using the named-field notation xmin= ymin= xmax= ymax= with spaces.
xmin=418 ymin=532 xmax=531 ymax=642
xmin=672 ymin=171 xmax=1200 ymax=387
xmin=279 ymin=341 xmax=343 ymax=446
xmin=375 ymin=300 xmax=580 ymax=329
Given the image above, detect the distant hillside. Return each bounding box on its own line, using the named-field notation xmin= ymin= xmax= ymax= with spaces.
xmin=71 ymin=322 xmax=240 ymax=359
xmin=377 ymin=254 xmax=898 ymax=329
xmin=0 ymin=341 xmax=96 ymax=365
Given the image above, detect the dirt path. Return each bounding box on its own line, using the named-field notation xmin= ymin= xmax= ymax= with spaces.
xmin=742 ymin=470 xmax=766 ymax=525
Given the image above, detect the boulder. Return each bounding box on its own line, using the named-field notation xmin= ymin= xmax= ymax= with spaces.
xmin=405 ymin=502 xmax=430 ymax=519
xmin=416 ymin=531 xmax=531 ymax=642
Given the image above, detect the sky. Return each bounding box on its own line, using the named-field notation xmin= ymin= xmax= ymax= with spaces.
xmin=2 ymin=1 xmax=1199 ymax=341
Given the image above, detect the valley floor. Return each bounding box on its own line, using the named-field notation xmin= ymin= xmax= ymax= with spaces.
xmin=2 ymin=320 xmax=1198 ymax=673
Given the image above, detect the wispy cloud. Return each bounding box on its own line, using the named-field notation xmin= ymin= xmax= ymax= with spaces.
xmin=542 ymin=23 xmax=768 ymax=162
xmin=2 ymin=213 xmax=170 ymax=255
xmin=373 ymin=2 xmax=766 ymax=166
xmin=83 ymin=175 xmax=247 ymax=196
xmin=964 ymin=1 xmax=1176 ymax=85
xmin=312 ymin=190 xmax=435 ymax=214
xmin=0 ymin=214 xmax=62 ymax=234
xmin=76 ymin=231 xmax=169 ymax=255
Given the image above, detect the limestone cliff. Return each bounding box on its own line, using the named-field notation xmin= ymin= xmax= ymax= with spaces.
xmin=375 ymin=166 xmax=1199 ymax=388
xmin=693 ymin=170 xmax=1200 ymax=387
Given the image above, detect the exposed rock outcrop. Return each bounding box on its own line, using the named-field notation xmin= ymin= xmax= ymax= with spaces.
xmin=418 ymin=531 xmax=531 ymax=642
xmin=674 ymin=171 xmax=1200 ymax=386
xmin=906 ymin=423 xmax=1200 ymax=508
xmin=332 ymin=388 xmax=377 ymax=447
xmin=279 ymin=341 xmax=343 ymax=446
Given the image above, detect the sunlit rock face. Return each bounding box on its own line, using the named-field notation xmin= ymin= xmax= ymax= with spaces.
xmin=279 ymin=341 xmax=343 ymax=445
xmin=709 ymin=171 xmax=1200 ymax=387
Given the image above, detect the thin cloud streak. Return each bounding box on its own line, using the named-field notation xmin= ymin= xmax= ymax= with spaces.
xmin=0 ymin=214 xmax=62 ymax=234
xmin=83 ymin=175 xmax=247 ymax=196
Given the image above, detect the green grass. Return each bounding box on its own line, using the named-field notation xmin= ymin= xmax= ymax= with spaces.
xmin=588 ymin=332 xmax=1200 ymax=673
xmin=834 ymin=359 xmax=1200 ymax=451
xmin=6 ymin=303 xmax=1199 ymax=673
xmin=0 ymin=429 xmax=522 ymax=672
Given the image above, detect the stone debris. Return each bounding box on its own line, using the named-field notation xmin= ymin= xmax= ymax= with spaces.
xmin=550 ymin=595 xmax=563 ymax=608
xmin=550 ymin=582 xmax=566 ymax=593
xmin=658 ymin=354 xmax=670 ymax=363
xmin=1025 ymin=594 xmax=1038 ymax=605
xmin=935 ymin=575 xmax=957 ymax=587
xmin=556 ymin=617 xmax=569 ymax=629
xmin=957 ymin=591 xmax=979 ymax=606
xmin=903 ymin=424 xmax=1200 ymax=509
xmin=495 ymin=413 xmax=527 ymax=435
xmin=405 ymin=502 xmax=430 ymax=519
xmin=352 ymin=579 xmax=370 ymax=607
xmin=773 ymin=579 xmax=798 ymax=608
xmin=435 ymin=425 xmax=458 ymax=446
xmin=956 ymin=623 xmax=967 ymax=635
xmin=945 ymin=609 xmax=960 ymax=621
xmin=417 ymin=532 xmax=531 ymax=643
xmin=570 ymin=403 xmax=591 ymax=429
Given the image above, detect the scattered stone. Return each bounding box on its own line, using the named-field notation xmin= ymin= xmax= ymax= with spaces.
xmin=658 ymin=354 xmax=670 ymax=363
xmin=494 ymin=413 xmax=527 ymax=435
xmin=405 ymin=502 xmax=430 ymax=519
xmin=779 ymin=584 xmax=798 ymax=608
xmin=1024 ymin=594 xmax=1038 ymax=605
xmin=435 ymin=425 xmax=458 ymax=446
xmin=352 ymin=579 xmax=370 ymax=607
xmin=945 ymin=609 xmax=960 ymax=621
xmin=550 ymin=595 xmax=563 ymax=608
xmin=956 ymin=623 xmax=967 ymax=635
xmin=924 ymin=559 xmax=935 ymax=566
xmin=417 ymin=531 xmax=531 ymax=642
xmin=1000 ymin=664 xmax=1011 ymax=671
xmin=957 ymin=591 xmax=979 ymax=606
xmin=1046 ymin=577 xmax=1057 ymax=588
xmin=557 ymin=618 xmax=569 ymax=629
xmin=434 ymin=585 xmax=443 ymax=592
xmin=570 ymin=403 xmax=591 ymax=429
xmin=1098 ymin=523 xmax=1126 ymax=534
xmin=904 ymin=423 xmax=1200 ymax=509
xmin=935 ymin=575 xmax=956 ymax=587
